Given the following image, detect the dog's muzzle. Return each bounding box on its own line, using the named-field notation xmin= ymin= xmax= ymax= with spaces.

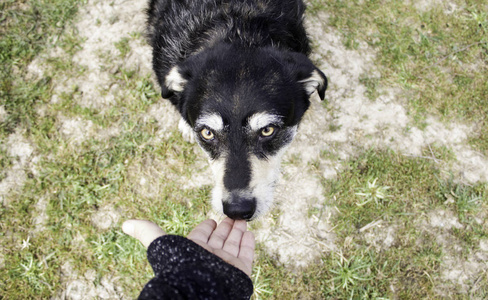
xmin=223 ymin=192 xmax=256 ymax=221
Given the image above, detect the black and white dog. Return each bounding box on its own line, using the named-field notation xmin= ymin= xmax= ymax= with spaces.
xmin=147 ymin=0 xmax=327 ymax=220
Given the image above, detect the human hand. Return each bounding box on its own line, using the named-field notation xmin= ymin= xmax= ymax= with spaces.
xmin=122 ymin=218 xmax=255 ymax=277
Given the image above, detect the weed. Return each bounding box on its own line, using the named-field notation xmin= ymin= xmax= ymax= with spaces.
xmin=16 ymin=253 xmax=49 ymax=291
xmin=320 ymin=250 xmax=392 ymax=299
xmin=159 ymin=204 xmax=203 ymax=236
xmin=355 ymin=178 xmax=390 ymax=207
xmin=0 ymin=147 xmax=12 ymax=181
xmin=359 ymin=75 xmax=381 ymax=101
xmin=115 ymin=37 xmax=131 ymax=58
xmin=251 ymin=266 xmax=273 ymax=300
xmin=329 ymin=252 xmax=371 ymax=291
xmin=467 ymin=8 xmax=488 ymax=33
xmin=437 ymin=177 xmax=485 ymax=222
xmin=328 ymin=123 xmax=342 ymax=132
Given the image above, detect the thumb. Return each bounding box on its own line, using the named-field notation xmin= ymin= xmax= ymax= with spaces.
xmin=122 ymin=220 xmax=166 ymax=248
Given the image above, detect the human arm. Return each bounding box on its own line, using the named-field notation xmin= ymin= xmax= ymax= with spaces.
xmin=122 ymin=218 xmax=255 ymax=299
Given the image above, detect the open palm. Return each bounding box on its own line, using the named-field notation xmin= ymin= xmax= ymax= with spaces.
xmin=123 ymin=217 xmax=255 ymax=277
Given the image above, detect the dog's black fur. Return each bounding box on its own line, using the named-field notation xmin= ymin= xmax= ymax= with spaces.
xmin=147 ymin=0 xmax=327 ymax=220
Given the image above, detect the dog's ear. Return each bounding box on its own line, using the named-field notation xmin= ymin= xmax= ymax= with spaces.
xmin=288 ymin=53 xmax=328 ymax=100
xmin=161 ymin=66 xmax=188 ymax=99
xmin=298 ymin=69 xmax=328 ymax=100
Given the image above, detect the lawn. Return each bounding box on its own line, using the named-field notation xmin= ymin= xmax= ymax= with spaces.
xmin=1 ymin=0 xmax=487 ymax=299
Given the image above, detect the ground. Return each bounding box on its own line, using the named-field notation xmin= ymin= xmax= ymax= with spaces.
xmin=1 ymin=0 xmax=487 ymax=299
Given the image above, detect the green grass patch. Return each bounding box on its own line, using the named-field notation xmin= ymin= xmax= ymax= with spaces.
xmin=0 ymin=1 xmax=208 ymax=293
xmin=325 ymin=149 xmax=442 ymax=233
xmin=437 ymin=177 xmax=486 ymax=221
xmin=0 ymin=147 xmax=12 ymax=181
xmin=310 ymin=0 xmax=488 ymax=154
xmin=316 ymin=148 xmax=482 ymax=298
xmin=0 ymin=0 xmax=80 ymax=135
xmin=115 ymin=37 xmax=131 ymax=58
xmin=246 ymin=149 xmax=456 ymax=299
xmin=1 ymin=126 xmax=210 ymax=297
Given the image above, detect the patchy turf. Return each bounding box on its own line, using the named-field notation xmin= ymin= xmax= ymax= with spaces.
xmin=1 ymin=0 xmax=487 ymax=299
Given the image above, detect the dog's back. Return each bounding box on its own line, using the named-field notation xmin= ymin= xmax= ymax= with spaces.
xmin=147 ymin=0 xmax=311 ymax=85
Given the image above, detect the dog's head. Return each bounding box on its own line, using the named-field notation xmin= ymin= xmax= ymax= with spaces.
xmin=160 ymin=44 xmax=327 ymax=220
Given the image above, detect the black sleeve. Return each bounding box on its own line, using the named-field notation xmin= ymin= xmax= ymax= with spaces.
xmin=138 ymin=235 xmax=254 ymax=300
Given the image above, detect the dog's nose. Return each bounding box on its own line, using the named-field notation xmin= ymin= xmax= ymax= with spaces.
xmin=223 ymin=196 xmax=256 ymax=221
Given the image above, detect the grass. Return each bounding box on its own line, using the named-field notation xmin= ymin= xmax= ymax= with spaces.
xmin=1 ymin=0 xmax=488 ymax=299
xmin=310 ymin=0 xmax=488 ymax=154
xmin=355 ymin=177 xmax=391 ymax=207
xmin=320 ymin=150 xmax=448 ymax=298
xmin=2 ymin=125 xmax=209 ymax=296
xmin=0 ymin=0 xmax=80 ymax=135
xmin=253 ymin=149 xmax=486 ymax=299
xmin=0 ymin=1 xmax=207 ymax=297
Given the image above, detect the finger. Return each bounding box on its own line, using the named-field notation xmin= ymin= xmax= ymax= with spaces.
xmin=222 ymin=220 xmax=247 ymax=257
xmin=207 ymin=217 xmax=234 ymax=249
xmin=122 ymin=220 xmax=166 ymax=248
xmin=187 ymin=219 xmax=217 ymax=245
xmin=238 ymin=231 xmax=255 ymax=277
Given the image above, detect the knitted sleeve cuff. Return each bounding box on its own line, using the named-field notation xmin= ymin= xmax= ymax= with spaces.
xmin=139 ymin=235 xmax=253 ymax=300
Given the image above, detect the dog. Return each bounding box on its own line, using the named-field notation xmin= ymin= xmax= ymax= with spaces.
xmin=146 ymin=0 xmax=327 ymax=221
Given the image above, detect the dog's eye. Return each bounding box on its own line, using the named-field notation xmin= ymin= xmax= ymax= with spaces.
xmin=200 ymin=128 xmax=215 ymax=141
xmin=260 ymin=126 xmax=275 ymax=137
